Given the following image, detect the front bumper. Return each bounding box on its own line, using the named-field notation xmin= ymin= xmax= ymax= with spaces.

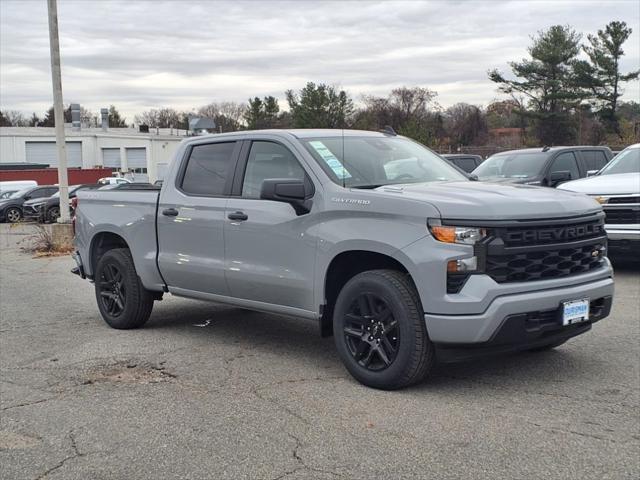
xmin=424 ymin=275 xmax=614 ymax=345
xmin=434 ymin=295 xmax=612 ymax=362
xmin=22 ymin=202 xmax=47 ymax=221
xmin=606 ymin=226 xmax=640 ymax=241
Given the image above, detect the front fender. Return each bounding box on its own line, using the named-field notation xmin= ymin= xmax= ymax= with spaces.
xmin=311 ymin=214 xmax=429 ymax=310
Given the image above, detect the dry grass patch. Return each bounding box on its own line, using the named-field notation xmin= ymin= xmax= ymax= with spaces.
xmin=20 ymin=224 xmax=74 ymax=257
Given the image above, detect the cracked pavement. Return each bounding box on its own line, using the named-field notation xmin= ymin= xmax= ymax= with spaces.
xmin=1 ymin=224 xmax=639 ymax=479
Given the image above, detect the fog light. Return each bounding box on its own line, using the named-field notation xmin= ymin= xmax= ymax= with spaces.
xmin=447 ymin=257 xmax=478 ymax=272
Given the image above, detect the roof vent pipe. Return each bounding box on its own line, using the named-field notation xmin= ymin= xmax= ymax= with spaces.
xmin=101 ymin=108 xmax=108 ymax=131
xmin=71 ymin=103 xmax=81 ymax=131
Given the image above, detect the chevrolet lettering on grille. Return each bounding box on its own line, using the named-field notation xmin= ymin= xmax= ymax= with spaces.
xmin=505 ymin=223 xmax=603 ymax=243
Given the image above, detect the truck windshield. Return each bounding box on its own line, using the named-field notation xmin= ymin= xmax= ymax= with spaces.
xmin=473 ymin=152 xmax=549 ymax=179
xmin=599 ymin=148 xmax=640 ymax=175
xmin=300 ymin=136 xmax=467 ymax=188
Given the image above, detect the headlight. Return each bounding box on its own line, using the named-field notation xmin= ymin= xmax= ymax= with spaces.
xmin=428 ymin=220 xmax=487 ymax=245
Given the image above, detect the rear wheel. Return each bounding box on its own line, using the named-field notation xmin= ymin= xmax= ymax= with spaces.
xmin=94 ymin=248 xmax=154 ymax=329
xmin=6 ymin=207 xmax=21 ymax=223
xmin=333 ymin=270 xmax=434 ymax=390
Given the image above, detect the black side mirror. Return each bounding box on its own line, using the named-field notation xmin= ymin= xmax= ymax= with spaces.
xmin=549 ymin=170 xmax=571 ymax=186
xmin=24 ymin=195 xmax=31 ymax=200
xmin=260 ymin=178 xmax=314 ymax=215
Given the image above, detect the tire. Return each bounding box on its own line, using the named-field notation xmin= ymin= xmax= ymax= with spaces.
xmin=94 ymin=248 xmax=154 ymax=329
xmin=47 ymin=206 xmax=60 ymax=223
xmin=527 ymin=339 xmax=568 ymax=352
xmin=5 ymin=207 xmax=21 ymax=223
xmin=333 ymin=269 xmax=434 ymax=390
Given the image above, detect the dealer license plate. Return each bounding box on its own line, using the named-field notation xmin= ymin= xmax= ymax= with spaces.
xmin=562 ymin=299 xmax=590 ymax=326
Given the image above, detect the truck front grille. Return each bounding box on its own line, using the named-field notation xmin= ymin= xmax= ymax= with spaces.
xmin=607 ymin=196 xmax=639 ymax=204
xmin=443 ymin=214 xmax=608 ymax=292
xmin=482 ymin=214 xmax=607 ymax=284
xmin=604 ymin=208 xmax=640 ymax=224
xmin=485 ymin=242 xmax=605 ymax=283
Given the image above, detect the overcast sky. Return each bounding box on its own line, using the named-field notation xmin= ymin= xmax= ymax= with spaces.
xmin=1 ymin=0 xmax=639 ymax=121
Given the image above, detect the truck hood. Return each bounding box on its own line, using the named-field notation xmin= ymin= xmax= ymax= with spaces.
xmin=374 ymin=181 xmax=601 ymax=220
xmin=557 ymin=173 xmax=640 ymax=195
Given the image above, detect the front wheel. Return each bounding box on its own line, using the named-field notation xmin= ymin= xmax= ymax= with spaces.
xmin=94 ymin=248 xmax=154 ymax=329
xmin=46 ymin=206 xmax=60 ymax=223
xmin=333 ymin=270 xmax=434 ymax=390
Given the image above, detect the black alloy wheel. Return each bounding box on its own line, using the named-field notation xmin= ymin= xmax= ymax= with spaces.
xmin=333 ymin=269 xmax=434 ymax=390
xmin=343 ymin=293 xmax=400 ymax=371
xmin=98 ymin=263 xmax=126 ymax=317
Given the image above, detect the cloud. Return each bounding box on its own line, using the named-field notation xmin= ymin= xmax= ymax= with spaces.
xmin=1 ymin=0 xmax=638 ymax=120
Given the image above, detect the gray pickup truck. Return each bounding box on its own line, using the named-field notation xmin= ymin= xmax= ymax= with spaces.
xmin=73 ymin=129 xmax=614 ymax=389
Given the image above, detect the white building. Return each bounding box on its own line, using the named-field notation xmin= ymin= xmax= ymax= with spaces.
xmin=0 ymin=126 xmax=187 ymax=182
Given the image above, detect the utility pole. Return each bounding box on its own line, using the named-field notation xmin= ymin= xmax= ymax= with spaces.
xmin=47 ymin=0 xmax=70 ymax=223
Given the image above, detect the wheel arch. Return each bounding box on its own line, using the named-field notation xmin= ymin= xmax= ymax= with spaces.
xmin=319 ymin=248 xmax=418 ymax=337
xmin=89 ymin=231 xmax=130 ymax=277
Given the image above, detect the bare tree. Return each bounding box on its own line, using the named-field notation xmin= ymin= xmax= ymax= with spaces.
xmin=197 ymin=101 xmax=246 ymax=132
xmin=444 ymin=103 xmax=488 ymax=146
xmin=0 ymin=110 xmax=28 ymax=126
xmin=134 ymin=108 xmax=188 ymax=129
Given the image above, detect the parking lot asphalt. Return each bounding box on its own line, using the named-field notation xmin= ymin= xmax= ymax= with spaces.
xmin=1 ymin=224 xmax=639 ymax=480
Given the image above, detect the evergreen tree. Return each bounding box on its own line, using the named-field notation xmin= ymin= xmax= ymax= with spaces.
xmin=286 ymin=82 xmax=354 ymax=128
xmin=575 ymin=21 xmax=640 ymax=136
xmin=108 ymin=105 xmax=127 ymax=127
xmin=489 ymin=25 xmax=584 ymax=145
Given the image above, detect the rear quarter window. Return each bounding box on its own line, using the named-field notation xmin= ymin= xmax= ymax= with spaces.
xmin=455 ymin=158 xmax=479 ymax=173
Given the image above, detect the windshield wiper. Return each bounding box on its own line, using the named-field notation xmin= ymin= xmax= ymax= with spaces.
xmin=351 ymin=184 xmax=386 ymax=189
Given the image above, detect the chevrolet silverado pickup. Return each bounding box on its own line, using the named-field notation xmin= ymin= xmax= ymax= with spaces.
xmin=72 ymin=129 xmax=614 ymax=389
xmin=558 ymin=143 xmax=640 ymax=253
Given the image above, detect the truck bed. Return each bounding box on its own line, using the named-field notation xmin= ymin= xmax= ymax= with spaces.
xmin=75 ymin=188 xmax=165 ymax=291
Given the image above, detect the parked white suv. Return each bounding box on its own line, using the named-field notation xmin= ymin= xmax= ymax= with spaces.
xmin=558 ymin=143 xmax=640 ymax=252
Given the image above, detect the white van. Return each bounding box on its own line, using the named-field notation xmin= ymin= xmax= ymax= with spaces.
xmin=97 ymin=177 xmax=132 ymax=185
xmin=0 ymin=180 xmax=38 ymax=195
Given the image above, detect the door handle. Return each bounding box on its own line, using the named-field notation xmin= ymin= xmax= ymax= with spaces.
xmin=162 ymin=208 xmax=179 ymax=217
xmin=227 ymin=211 xmax=248 ymax=221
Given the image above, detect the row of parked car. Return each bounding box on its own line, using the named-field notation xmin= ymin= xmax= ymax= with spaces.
xmin=1 ymin=144 xmax=637 ymax=233
xmin=442 ymin=144 xmax=638 ymax=250
xmin=442 ymin=145 xmax=614 ymax=182
xmin=0 ymin=177 xmax=135 ymax=223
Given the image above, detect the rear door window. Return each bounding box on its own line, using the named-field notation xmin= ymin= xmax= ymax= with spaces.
xmin=550 ymin=152 xmax=581 ymax=180
xmin=581 ymin=150 xmax=609 ymax=171
xmin=181 ymin=142 xmax=237 ymax=196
